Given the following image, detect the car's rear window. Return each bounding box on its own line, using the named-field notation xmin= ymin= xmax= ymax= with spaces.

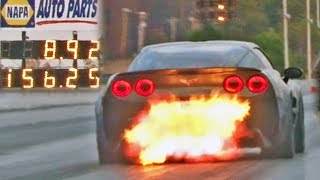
xmin=128 ymin=45 xmax=250 ymax=71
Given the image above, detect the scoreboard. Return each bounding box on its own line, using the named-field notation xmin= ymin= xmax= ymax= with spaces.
xmin=0 ymin=39 xmax=101 ymax=89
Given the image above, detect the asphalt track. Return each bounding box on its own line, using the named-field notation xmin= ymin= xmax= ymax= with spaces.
xmin=0 ymin=95 xmax=319 ymax=180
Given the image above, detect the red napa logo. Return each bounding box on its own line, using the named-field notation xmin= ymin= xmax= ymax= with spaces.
xmin=36 ymin=0 xmax=98 ymax=25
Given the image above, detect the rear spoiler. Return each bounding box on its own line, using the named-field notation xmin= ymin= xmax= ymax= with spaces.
xmin=111 ymin=67 xmax=261 ymax=77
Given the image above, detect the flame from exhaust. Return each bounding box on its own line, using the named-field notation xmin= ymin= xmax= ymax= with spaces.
xmin=123 ymin=94 xmax=250 ymax=166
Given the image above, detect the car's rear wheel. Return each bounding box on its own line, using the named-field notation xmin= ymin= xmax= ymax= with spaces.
xmin=295 ymin=95 xmax=305 ymax=153
xmin=97 ymin=127 xmax=112 ymax=164
xmin=96 ymin=126 xmax=126 ymax=164
xmin=275 ymin=104 xmax=297 ymax=158
xmin=278 ymin=121 xmax=295 ymax=158
xmin=262 ymin=113 xmax=295 ymax=159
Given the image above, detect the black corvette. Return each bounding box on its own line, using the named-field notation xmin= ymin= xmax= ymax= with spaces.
xmin=95 ymin=41 xmax=305 ymax=165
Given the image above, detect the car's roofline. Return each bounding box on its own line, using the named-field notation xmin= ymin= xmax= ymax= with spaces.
xmin=141 ymin=41 xmax=259 ymax=52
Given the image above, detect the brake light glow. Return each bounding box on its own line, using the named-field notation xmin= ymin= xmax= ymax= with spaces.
xmin=247 ymin=75 xmax=268 ymax=93
xmin=135 ymin=79 xmax=155 ymax=96
xmin=223 ymin=76 xmax=244 ymax=93
xmin=112 ymin=80 xmax=132 ymax=97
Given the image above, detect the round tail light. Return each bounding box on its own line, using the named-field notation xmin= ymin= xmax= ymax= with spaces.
xmin=112 ymin=80 xmax=132 ymax=97
xmin=247 ymin=75 xmax=268 ymax=93
xmin=135 ymin=79 xmax=155 ymax=96
xmin=223 ymin=76 xmax=244 ymax=93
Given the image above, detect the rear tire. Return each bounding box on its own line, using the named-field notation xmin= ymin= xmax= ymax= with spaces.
xmin=97 ymin=127 xmax=113 ymax=164
xmin=260 ymin=116 xmax=295 ymax=159
xmin=96 ymin=126 xmax=125 ymax=164
xmin=278 ymin=122 xmax=295 ymax=158
xmin=295 ymin=95 xmax=305 ymax=153
xmin=276 ymin=101 xmax=297 ymax=158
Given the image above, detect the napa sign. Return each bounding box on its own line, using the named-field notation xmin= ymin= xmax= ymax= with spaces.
xmin=1 ymin=0 xmax=100 ymax=30
xmin=1 ymin=0 xmax=35 ymax=27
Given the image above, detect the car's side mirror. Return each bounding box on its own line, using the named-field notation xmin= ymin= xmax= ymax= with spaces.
xmin=283 ymin=67 xmax=303 ymax=83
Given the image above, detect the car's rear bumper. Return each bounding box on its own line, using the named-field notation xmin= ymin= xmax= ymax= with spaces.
xmin=98 ymin=92 xmax=281 ymax=151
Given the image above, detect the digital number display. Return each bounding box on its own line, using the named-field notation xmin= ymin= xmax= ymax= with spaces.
xmin=0 ymin=40 xmax=101 ymax=89
xmin=0 ymin=40 xmax=100 ymax=60
xmin=0 ymin=68 xmax=100 ymax=89
xmin=41 ymin=40 xmax=100 ymax=60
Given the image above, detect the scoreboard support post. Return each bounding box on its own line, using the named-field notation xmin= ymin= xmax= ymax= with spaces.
xmin=72 ymin=31 xmax=78 ymax=89
xmin=72 ymin=31 xmax=78 ymax=68
xmin=21 ymin=31 xmax=27 ymax=68
xmin=21 ymin=31 xmax=27 ymax=90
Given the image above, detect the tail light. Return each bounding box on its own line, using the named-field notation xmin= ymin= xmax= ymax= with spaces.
xmin=135 ymin=79 xmax=155 ymax=96
xmin=112 ymin=80 xmax=132 ymax=97
xmin=223 ymin=76 xmax=244 ymax=93
xmin=247 ymin=75 xmax=268 ymax=93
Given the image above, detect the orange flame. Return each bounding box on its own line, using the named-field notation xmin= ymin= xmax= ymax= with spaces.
xmin=123 ymin=94 xmax=251 ymax=166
